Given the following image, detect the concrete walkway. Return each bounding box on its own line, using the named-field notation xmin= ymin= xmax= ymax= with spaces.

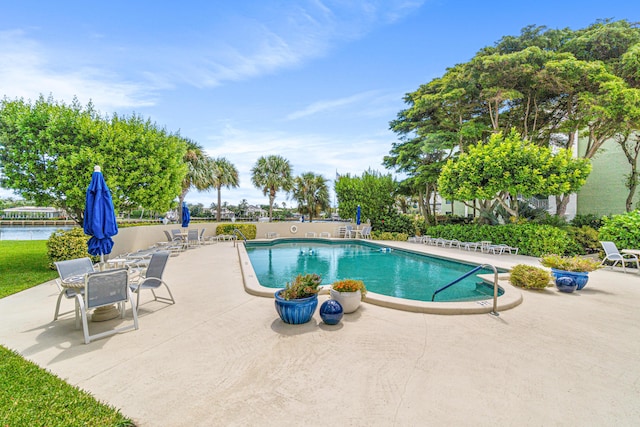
xmin=1 ymin=241 xmax=639 ymax=426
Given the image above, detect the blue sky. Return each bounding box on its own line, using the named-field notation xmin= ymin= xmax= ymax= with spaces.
xmin=1 ymin=0 xmax=637 ymax=208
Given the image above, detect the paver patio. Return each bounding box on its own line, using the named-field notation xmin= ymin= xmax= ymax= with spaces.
xmin=1 ymin=240 xmax=639 ymax=426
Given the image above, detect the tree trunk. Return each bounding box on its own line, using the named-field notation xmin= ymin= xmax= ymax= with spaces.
xmin=555 ymin=194 xmax=571 ymax=217
xmin=216 ymin=185 xmax=222 ymax=221
xmin=619 ymin=134 xmax=640 ymax=212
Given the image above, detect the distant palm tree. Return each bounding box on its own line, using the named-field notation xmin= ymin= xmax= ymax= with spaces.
xmin=251 ymin=155 xmax=293 ymax=222
xmin=209 ymin=157 xmax=239 ymax=221
xmin=292 ymin=172 xmax=330 ymax=222
xmin=179 ymin=138 xmax=211 ymax=218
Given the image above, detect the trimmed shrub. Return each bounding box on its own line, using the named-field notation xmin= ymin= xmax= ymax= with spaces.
xmin=571 ymin=214 xmax=604 ymax=230
xmin=215 ymin=223 xmax=257 ymax=240
xmin=599 ymin=210 xmax=640 ymax=249
xmin=371 ymin=213 xmax=414 ymax=235
xmin=509 ymin=264 xmax=552 ymax=289
xmin=566 ymin=226 xmax=600 ymax=254
xmin=370 ymin=231 xmax=409 ymax=241
xmin=46 ymin=228 xmax=98 ymax=269
xmin=423 ymin=223 xmax=574 ymax=256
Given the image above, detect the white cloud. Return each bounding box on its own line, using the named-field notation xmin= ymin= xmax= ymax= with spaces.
xmin=0 ymin=30 xmax=156 ymax=112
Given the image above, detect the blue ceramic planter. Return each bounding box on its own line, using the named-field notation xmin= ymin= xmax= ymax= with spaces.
xmin=319 ymin=300 xmax=343 ymax=325
xmin=274 ymin=291 xmax=318 ymax=324
xmin=551 ymin=269 xmax=589 ymax=290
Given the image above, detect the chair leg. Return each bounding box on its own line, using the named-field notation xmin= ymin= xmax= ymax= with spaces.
xmin=53 ymin=290 xmax=66 ymax=321
xmin=74 ymin=294 xmax=91 ymax=344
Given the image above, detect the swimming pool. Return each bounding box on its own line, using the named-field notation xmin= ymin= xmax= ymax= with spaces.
xmin=245 ymin=239 xmax=505 ymax=303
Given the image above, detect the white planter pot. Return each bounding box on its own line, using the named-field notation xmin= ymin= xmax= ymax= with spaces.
xmin=330 ymin=288 xmax=361 ymax=313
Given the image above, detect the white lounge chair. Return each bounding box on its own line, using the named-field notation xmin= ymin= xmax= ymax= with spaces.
xmin=600 ymin=241 xmax=639 ymax=273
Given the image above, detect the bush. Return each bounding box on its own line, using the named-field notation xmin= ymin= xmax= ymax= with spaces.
xmin=280 ymin=273 xmax=322 ymax=300
xmin=566 ymin=226 xmax=600 ymax=254
xmin=423 ymin=223 xmax=574 ymax=256
xmin=215 ymin=223 xmax=257 ymax=239
xmin=370 ymin=213 xmax=414 ymax=235
xmin=599 ymin=210 xmax=640 ymax=249
xmin=571 ymin=214 xmax=604 ymax=230
xmin=370 ymin=231 xmax=408 ymax=241
xmin=46 ymin=228 xmax=98 ymax=269
xmin=509 ymin=264 xmax=551 ymax=289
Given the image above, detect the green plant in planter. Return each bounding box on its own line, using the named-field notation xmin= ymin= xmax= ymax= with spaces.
xmin=279 ymin=273 xmax=322 ymax=300
xmin=540 ymin=254 xmax=601 ymax=272
xmin=330 ymin=279 xmax=367 ymax=300
xmin=509 ymin=265 xmax=552 ymax=289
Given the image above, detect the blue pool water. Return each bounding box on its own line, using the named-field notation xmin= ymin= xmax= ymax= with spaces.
xmin=245 ymin=239 xmax=504 ymax=302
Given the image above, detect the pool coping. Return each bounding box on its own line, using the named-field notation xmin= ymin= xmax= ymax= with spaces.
xmin=237 ymin=238 xmax=523 ymax=315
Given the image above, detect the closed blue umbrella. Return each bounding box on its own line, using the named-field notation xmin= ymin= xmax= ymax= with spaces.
xmin=84 ymin=165 xmax=118 ymax=261
xmin=356 ymin=205 xmax=361 ymax=225
xmin=181 ymin=202 xmax=190 ymax=228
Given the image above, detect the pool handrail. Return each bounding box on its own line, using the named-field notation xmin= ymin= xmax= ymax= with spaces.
xmin=431 ymin=263 xmax=500 ymax=316
xmin=233 ymin=228 xmax=247 ymax=246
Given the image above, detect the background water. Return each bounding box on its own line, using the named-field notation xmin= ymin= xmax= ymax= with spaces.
xmin=0 ymin=226 xmax=75 ymax=240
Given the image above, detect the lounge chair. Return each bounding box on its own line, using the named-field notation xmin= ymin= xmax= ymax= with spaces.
xmin=76 ymin=268 xmax=138 ymax=344
xmin=600 ymin=241 xmax=639 ymax=272
xmin=129 ymin=251 xmax=175 ymax=308
xmin=53 ymin=257 xmax=96 ymax=321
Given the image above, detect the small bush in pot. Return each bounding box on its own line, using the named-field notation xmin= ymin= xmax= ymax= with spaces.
xmin=330 ymin=279 xmax=367 ymax=314
xmin=539 ymin=254 xmax=601 ymax=272
xmin=279 ymin=273 xmax=322 ymax=300
xmin=330 ymin=279 xmax=367 ymax=300
xmin=509 ymin=265 xmax=551 ymax=290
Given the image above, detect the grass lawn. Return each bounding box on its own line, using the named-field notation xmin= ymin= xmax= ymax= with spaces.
xmin=0 ymin=240 xmax=134 ymax=426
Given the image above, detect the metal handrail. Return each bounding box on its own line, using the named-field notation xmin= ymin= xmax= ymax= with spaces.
xmin=431 ymin=264 xmax=500 ymax=316
xmin=232 ymin=228 xmax=247 ymax=246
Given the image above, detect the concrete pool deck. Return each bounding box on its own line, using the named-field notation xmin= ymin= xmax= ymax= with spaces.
xmin=1 ymin=240 xmax=639 ymax=426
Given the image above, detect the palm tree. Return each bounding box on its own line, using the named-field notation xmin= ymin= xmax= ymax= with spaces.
xmin=292 ymin=172 xmax=330 ymax=222
xmin=209 ymin=157 xmax=239 ymax=221
xmin=179 ymin=138 xmax=211 ymax=219
xmin=250 ymin=155 xmax=293 ymax=221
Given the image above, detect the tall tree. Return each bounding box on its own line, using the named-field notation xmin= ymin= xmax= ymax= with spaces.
xmin=292 ymin=172 xmax=330 ymax=222
xmin=209 ymin=157 xmax=239 ymax=221
xmin=178 ymin=139 xmax=211 ymax=219
xmin=0 ymin=95 xmax=187 ymax=224
xmin=334 ymin=169 xmax=396 ymax=223
xmin=250 ymin=155 xmax=293 ymax=222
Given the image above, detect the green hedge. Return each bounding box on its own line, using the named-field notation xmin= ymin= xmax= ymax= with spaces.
xmin=423 ymin=223 xmax=574 ymax=257
xmin=599 ymin=210 xmax=640 ymax=249
xmin=215 ymin=223 xmax=257 ymax=240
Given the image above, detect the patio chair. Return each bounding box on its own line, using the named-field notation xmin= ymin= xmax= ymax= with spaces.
xmin=361 ymin=226 xmax=372 ymax=239
xmin=53 ymin=257 xmax=96 ymax=321
xmin=187 ymin=229 xmax=200 ymax=247
xmin=344 ymin=225 xmax=353 ymax=238
xmin=76 ymin=268 xmax=138 ymax=344
xmin=600 ymin=241 xmax=639 ymax=272
xmin=129 ymin=251 xmax=175 ymax=308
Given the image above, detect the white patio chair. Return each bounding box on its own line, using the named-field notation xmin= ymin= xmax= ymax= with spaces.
xmin=600 ymin=241 xmax=639 ymax=272
xmin=53 ymin=257 xmax=96 ymax=321
xmin=76 ymin=268 xmax=138 ymax=344
xmin=129 ymin=251 xmax=175 ymax=308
